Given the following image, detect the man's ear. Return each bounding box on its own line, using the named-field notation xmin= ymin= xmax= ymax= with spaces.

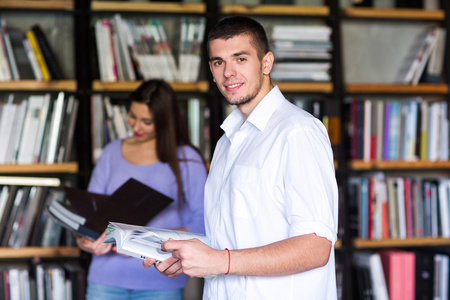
xmin=262 ymin=51 xmax=274 ymax=75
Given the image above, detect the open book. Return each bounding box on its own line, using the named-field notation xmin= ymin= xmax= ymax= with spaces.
xmin=47 ymin=178 xmax=174 ymax=241
xmin=103 ymin=222 xmax=209 ymax=261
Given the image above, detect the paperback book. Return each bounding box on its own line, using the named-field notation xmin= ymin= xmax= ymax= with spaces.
xmin=103 ymin=222 xmax=209 ymax=261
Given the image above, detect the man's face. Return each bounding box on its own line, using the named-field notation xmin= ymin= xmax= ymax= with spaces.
xmin=208 ymin=34 xmax=265 ymax=107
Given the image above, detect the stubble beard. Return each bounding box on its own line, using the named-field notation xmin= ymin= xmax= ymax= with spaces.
xmin=225 ymin=75 xmax=263 ymax=107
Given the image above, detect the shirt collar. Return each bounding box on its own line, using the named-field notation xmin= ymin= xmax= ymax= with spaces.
xmin=221 ymin=85 xmax=284 ymax=140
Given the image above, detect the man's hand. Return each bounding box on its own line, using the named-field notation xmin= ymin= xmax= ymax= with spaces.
xmin=76 ymin=232 xmax=112 ymax=256
xmin=143 ymin=238 xmax=228 ymax=278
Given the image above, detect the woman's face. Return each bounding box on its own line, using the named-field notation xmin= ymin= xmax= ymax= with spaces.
xmin=127 ymin=101 xmax=156 ymax=142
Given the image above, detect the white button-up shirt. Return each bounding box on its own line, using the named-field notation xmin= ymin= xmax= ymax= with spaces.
xmin=203 ymin=86 xmax=339 ymax=300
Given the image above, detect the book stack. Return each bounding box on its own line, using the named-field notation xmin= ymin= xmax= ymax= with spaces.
xmin=347 ymin=97 xmax=449 ymax=162
xmin=0 ymin=20 xmax=64 ymax=81
xmin=0 ymin=262 xmax=85 ymax=300
xmin=396 ymin=26 xmax=446 ymax=85
xmin=0 ymin=176 xmax=69 ymax=248
xmin=269 ymin=24 xmax=332 ymax=82
xmin=0 ymin=92 xmax=79 ymax=165
xmin=348 ymin=173 xmax=450 ymax=241
xmin=93 ymin=14 xmax=205 ymax=83
xmin=90 ymin=94 xmax=131 ymax=163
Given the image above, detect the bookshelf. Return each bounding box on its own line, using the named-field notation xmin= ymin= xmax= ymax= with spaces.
xmin=0 ymin=1 xmax=84 ymax=297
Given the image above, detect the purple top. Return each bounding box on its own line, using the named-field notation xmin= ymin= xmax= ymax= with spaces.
xmin=86 ymin=139 xmax=207 ymax=290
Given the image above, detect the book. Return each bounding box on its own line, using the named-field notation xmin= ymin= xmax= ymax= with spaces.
xmin=353 ymin=251 xmax=389 ymax=300
xmin=0 ymin=20 xmax=19 ymax=80
xmin=0 ymin=102 xmax=18 ymax=164
xmin=48 ymin=178 xmax=174 ymax=241
xmin=31 ymin=24 xmax=63 ymax=80
xmin=103 ymin=222 xmax=209 ymax=261
xmin=16 ymin=95 xmax=46 ymax=164
xmin=379 ymin=249 xmax=416 ymax=300
xmin=25 ymin=29 xmax=50 ymax=81
xmin=415 ymin=251 xmax=434 ymax=299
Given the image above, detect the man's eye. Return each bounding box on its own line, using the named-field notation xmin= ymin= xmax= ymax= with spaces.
xmin=214 ymin=61 xmax=223 ymax=66
xmin=238 ymin=57 xmax=246 ymax=62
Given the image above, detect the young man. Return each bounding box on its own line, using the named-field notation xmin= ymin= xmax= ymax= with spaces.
xmin=144 ymin=16 xmax=339 ymax=299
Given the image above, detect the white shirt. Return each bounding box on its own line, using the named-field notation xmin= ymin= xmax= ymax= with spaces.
xmin=203 ymin=86 xmax=339 ymax=300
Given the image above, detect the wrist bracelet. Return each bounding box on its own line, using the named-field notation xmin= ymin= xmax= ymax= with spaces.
xmin=225 ymin=248 xmax=230 ymax=275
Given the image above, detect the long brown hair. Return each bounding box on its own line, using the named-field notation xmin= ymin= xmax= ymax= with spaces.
xmin=129 ymin=79 xmax=203 ymax=207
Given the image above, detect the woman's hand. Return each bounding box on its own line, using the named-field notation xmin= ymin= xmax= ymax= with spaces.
xmin=76 ymin=232 xmax=112 ymax=256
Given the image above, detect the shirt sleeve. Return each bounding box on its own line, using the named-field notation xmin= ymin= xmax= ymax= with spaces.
xmin=179 ymin=148 xmax=207 ymax=235
xmin=281 ymin=121 xmax=339 ymax=244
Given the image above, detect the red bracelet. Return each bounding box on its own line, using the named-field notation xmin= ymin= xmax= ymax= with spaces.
xmin=225 ymin=248 xmax=230 ymax=275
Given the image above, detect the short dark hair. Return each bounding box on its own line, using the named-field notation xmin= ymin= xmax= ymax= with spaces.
xmin=207 ymin=16 xmax=269 ymax=60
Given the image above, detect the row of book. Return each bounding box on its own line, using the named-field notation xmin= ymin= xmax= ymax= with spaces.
xmin=0 ymin=177 xmax=75 ymax=248
xmin=269 ymin=24 xmax=332 ymax=82
xmin=348 ymin=173 xmax=450 ymax=241
xmin=0 ymin=92 xmax=79 ymax=165
xmin=0 ymin=20 xmax=63 ymax=81
xmin=396 ymin=26 xmax=446 ymax=85
xmin=347 ymin=97 xmax=448 ymax=162
xmin=353 ymin=249 xmax=447 ymax=300
xmin=93 ymin=14 xmax=205 ymax=83
xmin=91 ymin=94 xmax=211 ymax=164
xmin=0 ymin=262 xmax=85 ymax=300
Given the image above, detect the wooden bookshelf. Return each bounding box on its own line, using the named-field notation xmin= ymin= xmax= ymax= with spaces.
xmin=0 ymin=247 xmax=80 ymax=259
xmin=0 ymin=163 xmax=78 ymax=174
xmin=92 ymin=80 xmax=210 ymax=92
xmin=0 ymin=80 xmax=77 ymax=92
xmin=346 ymin=83 xmax=449 ymax=94
xmin=354 ymin=237 xmax=450 ymax=248
xmin=221 ymin=5 xmax=329 ymax=16
xmin=349 ymin=160 xmax=450 ymax=170
xmin=342 ymin=7 xmax=445 ymax=20
xmin=275 ymin=82 xmax=333 ymax=93
xmin=0 ymin=0 xmax=74 ymax=10
xmin=91 ymin=1 xmax=205 ymax=13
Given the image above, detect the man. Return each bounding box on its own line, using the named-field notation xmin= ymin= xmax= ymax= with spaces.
xmin=144 ymin=16 xmax=339 ymax=299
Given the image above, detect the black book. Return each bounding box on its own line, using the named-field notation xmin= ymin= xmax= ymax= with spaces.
xmin=30 ymin=24 xmax=64 ymax=79
xmin=48 ymin=178 xmax=174 ymax=240
xmin=396 ymin=0 xmax=423 ymax=8
xmin=415 ymin=250 xmax=434 ymax=300
xmin=63 ymin=263 xmax=86 ymax=300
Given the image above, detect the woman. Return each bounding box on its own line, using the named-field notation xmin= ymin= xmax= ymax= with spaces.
xmin=76 ymin=79 xmax=207 ymax=300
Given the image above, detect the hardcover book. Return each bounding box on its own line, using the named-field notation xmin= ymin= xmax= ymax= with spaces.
xmin=47 ymin=178 xmax=174 ymax=241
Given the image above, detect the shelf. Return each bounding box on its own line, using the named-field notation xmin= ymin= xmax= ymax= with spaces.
xmin=342 ymin=7 xmax=445 ymax=20
xmin=275 ymin=82 xmax=333 ymax=93
xmin=92 ymin=80 xmax=210 ymax=92
xmin=0 ymin=247 xmax=80 ymax=259
xmin=349 ymin=160 xmax=450 ymax=170
xmin=0 ymin=80 xmax=77 ymax=92
xmin=0 ymin=162 xmax=78 ymax=174
xmin=354 ymin=237 xmax=450 ymax=248
xmin=345 ymin=83 xmax=449 ymax=94
xmin=221 ymin=5 xmax=329 ymax=16
xmin=0 ymin=0 xmax=74 ymax=10
xmin=91 ymin=1 xmax=205 ymax=13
